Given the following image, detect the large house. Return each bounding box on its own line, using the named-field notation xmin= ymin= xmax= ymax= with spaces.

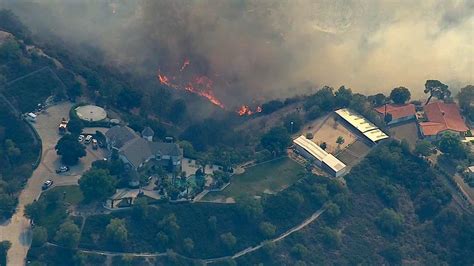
xmin=419 ymin=101 xmax=469 ymax=140
xmin=375 ymin=103 xmax=416 ymax=125
xmin=105 ymin=126 xmax=182 ymax=172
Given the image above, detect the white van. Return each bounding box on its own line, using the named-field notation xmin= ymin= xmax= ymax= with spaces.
xmin=26 ymin=112 xmax=37 ymax=122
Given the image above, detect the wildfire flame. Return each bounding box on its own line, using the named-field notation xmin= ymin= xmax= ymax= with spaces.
xmin=237 ymin=105 xmax=262 ymax=116
xmin=157 ymin=60 xmax=225 ymax=109
xmin=157 ymin=58 xmax=262 ymax=114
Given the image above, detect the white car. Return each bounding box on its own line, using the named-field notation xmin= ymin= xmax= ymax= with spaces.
xmin=42 ymin=180 xmax=53 ymax=190
xmin=78 ymin=135 xmax=85 ymax=142
xmin=84 ymin=135 xmax=93 ymax=144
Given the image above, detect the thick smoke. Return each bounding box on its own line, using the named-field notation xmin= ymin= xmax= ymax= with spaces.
xmin=1 ymin=0 xmax=472 ymax=105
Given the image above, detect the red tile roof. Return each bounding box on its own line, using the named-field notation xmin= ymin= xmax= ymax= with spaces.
xmin=375 ymin=104 xmax=416 ymax=120
xmin=420 ymin=101 xmax=468 ymax=136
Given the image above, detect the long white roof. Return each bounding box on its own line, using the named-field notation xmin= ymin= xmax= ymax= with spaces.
xmin=335 ymin=109 xmax=378 ymax=133
xmin=293 ymin=135 xmax=346 ymax=173
xmin=335 ymin=108 xmax=389 ymax=142
xmin=322 ymin=154 xmax=346 ymax=172
xmin=293 ymin=135 xmax=328 ymax=161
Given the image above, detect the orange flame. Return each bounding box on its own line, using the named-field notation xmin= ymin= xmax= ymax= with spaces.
xmin=158 ymin=58 xmax=261 ymax=112
xmin=237 ymin=105 xmax=262 ymax=116
xmin=157 ymin=67 xmax=225 ymax=109
xmin=238 ymin=105 xmax=252 ymax=116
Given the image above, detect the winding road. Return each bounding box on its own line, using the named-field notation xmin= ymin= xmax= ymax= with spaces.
xmin=0 ymin=102 xmax=103 ymax=265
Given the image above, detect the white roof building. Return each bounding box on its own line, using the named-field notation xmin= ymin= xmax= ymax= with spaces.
xmin=335 ymin=108 xmax=389 ymax=143
xmin=293 ymin=135 xmax=347 ymax=177
xmin=293 ymin=135 xmax=328 ymax=162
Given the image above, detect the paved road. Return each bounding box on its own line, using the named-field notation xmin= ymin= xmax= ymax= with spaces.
xmin=0 ymin=102 xmax=104 ymax=265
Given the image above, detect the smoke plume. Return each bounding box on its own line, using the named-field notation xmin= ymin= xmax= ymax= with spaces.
xmin=1 ymin=0 xmax=472 ymax=106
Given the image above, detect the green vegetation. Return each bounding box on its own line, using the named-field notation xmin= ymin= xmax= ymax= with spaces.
xmin=424 ymin=80 xmax=451 ymax=105
xmin=31 ymin=226 xmax=48 ymax=247
xmin=260 ymin=127 xmax=291 ymax=156
xmin=54 ymin=220 xmax=81 ymax=248
xmin=375 ymin=208 xmax=404 ymax=236
xmin=55 ymin=133 xmax=86 ymax=165
xmin=390 ymin=86 xmax=411 ymax=104
xmin=78 ymin=168 xmax=116 ymax=202
xmin=0 ymin=241 xmax=11 ymax=266
xmin=27 ymin=245 xmax=108 ymax=266
xmin=74 ymin=172 xmax=346 ymax=259
xmin=106 ymin=218 xmax=128 ymax=246
xmin=237 ymin=141 xmax=473 ymax=265
xmin=204 ymin=157 xmax=304 ymax=201
xmin=437 ymin=132 xmax=469 ymax=160
xmin=4 ymin=69 xmax=64 ymax=112
xmin=45 ymin=185 xmax=84 ymax=205
xmin=457 ymin=85 xmax=474 ymax=121
xmin=414 ymin=140 xmax=434 ymax=157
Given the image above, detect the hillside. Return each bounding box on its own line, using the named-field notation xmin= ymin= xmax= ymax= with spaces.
xmin=236 ymin=141 xmax=474 ymax=265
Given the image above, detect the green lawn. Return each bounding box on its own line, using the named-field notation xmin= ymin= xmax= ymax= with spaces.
xmin=44 ymin=185 xmax=83 ymax=205
xmin=204 ymin=157 xmax=304 ymax=201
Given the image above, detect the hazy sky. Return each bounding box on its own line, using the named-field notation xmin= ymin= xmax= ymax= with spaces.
xmin=1 ymin=0 xmax=472 ymax=105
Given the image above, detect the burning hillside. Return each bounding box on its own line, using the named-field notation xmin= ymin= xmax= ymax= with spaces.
xmin=157 ymin=58 xmax=262 ymax=115
xmin=237 ymin=105 xmax=262 ymax=116
xmin=156 ymin=59 xmax=225 ymax=109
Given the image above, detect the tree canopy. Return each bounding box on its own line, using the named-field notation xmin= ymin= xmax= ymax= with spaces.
xmin=79 ymin=168 xmax=116 ymax=201
xmin=260 ymin=126 xmax=291 ymax=156
xmin=437 ymin=133 xmax=467 ymax=159
xmin=390 ymin=87 xmax=411 ymax=104
xmin=106 ymin=218 xmax=128 ymax=245
xmin=66 ymin=118 xmax=83 ymax=135
xmin=0 ymin=241 xmax=11 ymax=266
xmin=55 ymin=134 xmax=86 ymax=165
xmin=54 ymin=220 xmax=80 ymax=248
xmin=414 ymin=141 xmax=433 ymax=157
xmin=424 ymin=80 xmax=450 ymax=105
xmin=457 ymin=85 xmax=474 ymax=121
xmin=376 ymin=208 xmax=404 ymax=235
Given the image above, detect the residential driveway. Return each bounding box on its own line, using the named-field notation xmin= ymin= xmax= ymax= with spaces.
xmin=0 ymin=102 xmax=105 ymax=265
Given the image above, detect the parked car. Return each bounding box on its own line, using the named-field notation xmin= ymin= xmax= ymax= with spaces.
xmin=92 ymin=139 xmax=98 ymax=149
xmin=84 ymin=135 xmax=93 ymax=144
xmin=78 ymin=135 xmax=85 ymax=142
xmin=146 ymin=176 xmax=153 ymax=184
xmin=42 ymin=180 xmax=53 ymax=190
xmin=55 ymin=166 xmax=69 ymax=174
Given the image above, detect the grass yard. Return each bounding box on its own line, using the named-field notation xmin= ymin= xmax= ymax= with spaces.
xmin=44 ymin=185 xmax=83 ymax=205
xmin=389 ymin=121 xmax=420 ymax=149
xmin=204 ymin=157 xmax=305 ymax=201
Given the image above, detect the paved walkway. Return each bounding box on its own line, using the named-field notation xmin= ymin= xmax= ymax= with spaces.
xmin=0 ymin=102 xmax=103 ymax=265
